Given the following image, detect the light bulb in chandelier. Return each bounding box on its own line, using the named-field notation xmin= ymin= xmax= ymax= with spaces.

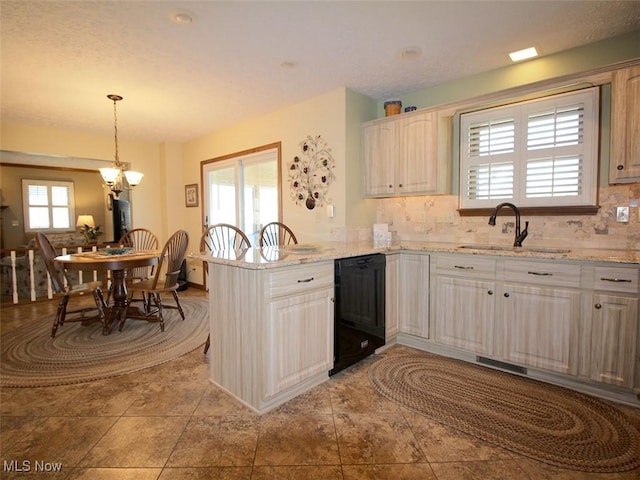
xmin=99 ymin=167 xmax=120 ymax=186
xmin=124 ymin=170 xmax=144 ymax=186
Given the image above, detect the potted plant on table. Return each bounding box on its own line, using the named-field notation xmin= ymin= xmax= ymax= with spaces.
xmin=79 ymin=224 xmax=102 ymax=244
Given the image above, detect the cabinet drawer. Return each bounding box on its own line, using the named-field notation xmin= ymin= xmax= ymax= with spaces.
xmin=266 ymin=262 xmax=334 ymax=298
xmin=504 ymin=260 xmax=581 ymax=288
xmin=594 ymin=266 xmax=639 ymax=294
xmin=434 ymin=254 xmax=496 ymax=278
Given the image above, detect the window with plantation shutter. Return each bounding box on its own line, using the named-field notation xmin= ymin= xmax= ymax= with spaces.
xmin=459 ymin=87 xmax=599 ymax=210
xmin=22 ymin=179 xmax=76 ymax=232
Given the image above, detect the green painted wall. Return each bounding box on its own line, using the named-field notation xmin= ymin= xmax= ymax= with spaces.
xmin=381 ymin=30 xmax=640 ymax=116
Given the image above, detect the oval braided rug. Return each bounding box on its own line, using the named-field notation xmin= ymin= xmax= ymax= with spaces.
xmin=1 ymin=297 xmax=209 ymax=387
xmin=368 ymin=352 xmax=640 ymax=473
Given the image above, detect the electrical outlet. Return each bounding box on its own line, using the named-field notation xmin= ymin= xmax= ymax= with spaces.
xmin=616 ymin=206 xmax=629 ymax=223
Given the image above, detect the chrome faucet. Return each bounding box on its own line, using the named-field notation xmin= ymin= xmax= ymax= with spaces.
xmin=488 ymin=202 xmax=529 ymax=247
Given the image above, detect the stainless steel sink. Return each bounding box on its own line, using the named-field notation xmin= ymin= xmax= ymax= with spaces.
xmin=458 ymin=245 xmax=570 ymax=254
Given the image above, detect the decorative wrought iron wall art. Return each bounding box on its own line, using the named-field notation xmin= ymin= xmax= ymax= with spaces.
xmin=288 ymin=135 xmax=336 ymax=210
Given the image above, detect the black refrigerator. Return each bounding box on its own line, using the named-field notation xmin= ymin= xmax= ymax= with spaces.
xmin=111 ymin=198 xmax=131 ymax=242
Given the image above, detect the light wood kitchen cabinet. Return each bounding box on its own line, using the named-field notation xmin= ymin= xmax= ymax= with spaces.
xmin=431 ymin=254 xmax=582 ymax=374
xmin=590 ymin=293 xmax=638 ymax=388
xmin=500 ymin=260 xmax=581 ymax=375
xmin=398 ymin=253 xmax=430 ymax=338
xmin=264 ymin=263 xmax=334 ymax=397
xmin=396 ymin=111 xmax=438 ymax=194
xmin=385 ymin=253 xmax=400 ymax=340
xmin=610 ymin=65 xmax=640 ymax=183
xmin=589 ymin=266 xmax=639 ymax=388
xmin=362 ymin=120 xmax=396 ymax=196
xmin=432 ymin=254 xmax=496 ymax=354
xmin=266 ymin=287 xmax=334 ymax=396
xmin=428 ymin=252 xmax=640 ymax=403
xmin=207 ymin=260 xmax=334 ymax=413
xmin=362 ymin=109 xmax=450 ymax=197
xmin=501 ymin=283 xmax=581 ymax=375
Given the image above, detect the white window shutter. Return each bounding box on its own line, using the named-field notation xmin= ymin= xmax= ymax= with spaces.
xmin=459 ymin=87 xmax=598 ymax=210
xmin=22 ymin=180 xmax=76 ymax=232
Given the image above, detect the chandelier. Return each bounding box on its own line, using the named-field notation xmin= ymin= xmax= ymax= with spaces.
xmin=99 ymin=94 xmax=143 ymax=196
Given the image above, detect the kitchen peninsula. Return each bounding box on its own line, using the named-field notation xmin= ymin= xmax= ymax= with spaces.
xmin=198 ymin=242 xmax=640 ymax=413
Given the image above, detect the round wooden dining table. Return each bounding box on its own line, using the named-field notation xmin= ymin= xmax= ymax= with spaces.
xmin=55 ymin=250 xmax=159 ymax=334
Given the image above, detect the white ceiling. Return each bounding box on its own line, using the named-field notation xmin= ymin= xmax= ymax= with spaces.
xmin=2 ymin=1 xmax=640 ymax=144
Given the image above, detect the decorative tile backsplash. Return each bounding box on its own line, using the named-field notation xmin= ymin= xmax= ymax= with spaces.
xmin=375 ymin=184 xmax=640 ymax=251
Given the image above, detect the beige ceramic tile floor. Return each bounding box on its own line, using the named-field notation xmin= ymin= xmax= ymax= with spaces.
xmin=2 ymin=290 xmax=639 ymax=480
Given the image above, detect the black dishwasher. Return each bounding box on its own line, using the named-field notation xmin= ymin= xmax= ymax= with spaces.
xmin=330 ymin=254 xmax=385 ymax=375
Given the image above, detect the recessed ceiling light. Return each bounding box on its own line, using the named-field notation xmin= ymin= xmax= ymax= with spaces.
xmin=399 ymin=46 xmax=422 ymax=61
xmin=509 ymin=47 xmax=538 ymax=62
xmin=170 ymin=11 xmax=194 ymax=25
xmin=280 ymin=61 xmax=297 ymax=69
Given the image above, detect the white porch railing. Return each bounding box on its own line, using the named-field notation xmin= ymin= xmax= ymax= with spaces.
xmin=1 ymin=245 xmax=112 ymax=305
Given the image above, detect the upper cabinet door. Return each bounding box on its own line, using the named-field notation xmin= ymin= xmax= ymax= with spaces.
xmin=363 ymin=108 xmax=451 ymax=197
xmin=610 ymin=65 xmax=640 ymax=183
xmin=397 ymin=111 xmax=438 ymax=194
xmin=363 ymin=120 xmax=396 ymax=196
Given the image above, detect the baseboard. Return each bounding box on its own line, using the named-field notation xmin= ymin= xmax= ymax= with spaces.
xmin=186 ymin=281 xmax=206 ymax=291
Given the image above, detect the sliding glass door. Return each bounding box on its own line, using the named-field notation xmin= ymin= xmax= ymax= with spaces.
xmin=202 ymin=144 xmax=280 ymax=246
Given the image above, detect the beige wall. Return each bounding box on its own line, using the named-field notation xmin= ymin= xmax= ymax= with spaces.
xmin=0 ymin=122 xmax=166 ymax=244
xmin=182 ymin=87 xmax=377 ymax=245
xmin=0 ymin=86 xmax=378 ymax=282
xmin=180 ymin=87 xmax=377 ymax=282
xmin=0 ymin=165 xmax=107 ymax=249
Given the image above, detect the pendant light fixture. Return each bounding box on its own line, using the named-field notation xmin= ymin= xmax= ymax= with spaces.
xmin=99 ymin=94 xmax=143 ymax=196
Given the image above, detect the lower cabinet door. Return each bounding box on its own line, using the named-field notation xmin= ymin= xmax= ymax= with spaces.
xmin=501 ymin=283 xmax=580 ymax=375
xmin=385 ymin=254 xmax=401 ymax=340
xmin=399 ymin=253 xmax=430 ymax=338
xmin=590 ymin=293 xmax=638 ymax=388
xmin=265 ymin=288 xmax=334 ymax=397
xmin=434 ymin=276 xmax=496 ymax=354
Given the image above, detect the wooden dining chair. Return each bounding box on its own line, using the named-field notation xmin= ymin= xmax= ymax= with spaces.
xmin=200 ymin=223 xmax=251 ymax=354
xmin=200 ymin=223 xmax=251 ymax=253
xmin=106 ymin=228 xmax=159 ymax=304
xmin=35 ymin=232 xmax=107 ymax=337
xmin=258 ymin=222 xmax=298 ymax=247
xmin=118 ymin=228 xmax=159 ymax=279
xmin=124 ymin=229 xmax=189 ymax=332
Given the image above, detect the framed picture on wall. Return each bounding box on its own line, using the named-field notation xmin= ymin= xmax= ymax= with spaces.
xmin=185 ymin=184 xmax=199 ymax=207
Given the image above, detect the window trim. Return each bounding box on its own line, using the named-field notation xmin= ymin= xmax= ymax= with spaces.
xmin=458 ymin=87 xmax=600 ymax=214
xmin=22 ymin=179 xmax=76 ymax=233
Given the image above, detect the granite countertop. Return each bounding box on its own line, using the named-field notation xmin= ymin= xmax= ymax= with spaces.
xmin=192 ymin=241 xmax=640 ymax=269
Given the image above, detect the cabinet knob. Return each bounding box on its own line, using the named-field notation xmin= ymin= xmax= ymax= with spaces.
xmin=504 ymin=292 xmax=510 ymax=298
xmin=488 ymin=290 xmax=493 ymax=295
xmin=595 ymin=303 xmax=602 ymax=309
xmin=398 ymin=183 xmax=403 ymax=188
xmin=617 ymin=165 xmax=624 ymax=171
xmin=388 ymin=184 xmax=393 ymax=188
